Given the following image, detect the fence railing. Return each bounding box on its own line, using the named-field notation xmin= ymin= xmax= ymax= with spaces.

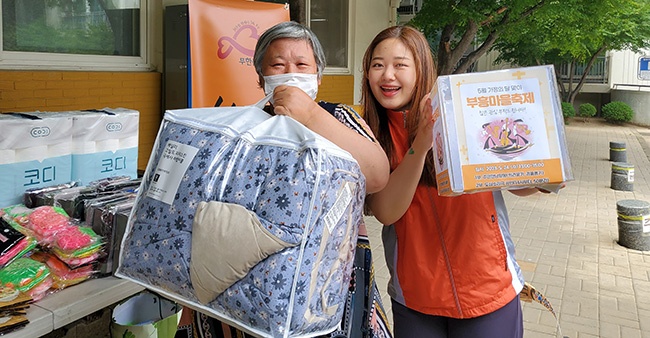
xmin=557 ymin=56 xmax=608 ymax=84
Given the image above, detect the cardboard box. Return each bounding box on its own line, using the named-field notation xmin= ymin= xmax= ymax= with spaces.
xmin=431 ymin=65 xmax=573 ymax=196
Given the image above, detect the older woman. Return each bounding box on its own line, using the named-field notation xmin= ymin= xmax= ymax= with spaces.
xmin=255 ymin=21 xmax=389 ymax=194
xmin=177 ymin=21 xmax=392 ymax=338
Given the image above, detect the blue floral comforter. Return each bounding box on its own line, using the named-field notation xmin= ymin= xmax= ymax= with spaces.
xmin=116 ymin=106 xmax=364 ymax=338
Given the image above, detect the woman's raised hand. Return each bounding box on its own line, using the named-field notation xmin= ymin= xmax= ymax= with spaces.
xmin=411 ymin=94 xmax=434 ymax=156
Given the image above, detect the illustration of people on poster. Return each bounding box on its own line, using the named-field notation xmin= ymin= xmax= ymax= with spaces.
xmin=460 ymin=77 xmax=551 ymax=165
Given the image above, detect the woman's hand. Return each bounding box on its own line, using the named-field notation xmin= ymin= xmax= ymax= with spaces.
xmin=271 ymin=85 xmax=320 ymax=127
xmin=411 ymin=94 xmax=433 ymax=156
xmin=269 ymin=84 xmax=389 ymax=193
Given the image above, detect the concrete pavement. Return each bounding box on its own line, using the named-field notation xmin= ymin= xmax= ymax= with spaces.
xmin=365 ymin=118 xmax=650 ymax=338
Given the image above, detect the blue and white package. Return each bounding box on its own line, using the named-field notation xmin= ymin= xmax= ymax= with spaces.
xmin=116 ymin=106 xmax=365 ymax=338
xmin=68 ymin=108 xmax=139 ymax=186
xmin=0 ymin=113 xmax=72 ymax=208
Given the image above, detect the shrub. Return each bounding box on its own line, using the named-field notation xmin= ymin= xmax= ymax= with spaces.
xmin=561 ymin=102 xmax=575 ymax=122
xmin=578 ymin=103 xmax=597 ymax=118
xmin=602 ymin=101 xmax=634 ymax=124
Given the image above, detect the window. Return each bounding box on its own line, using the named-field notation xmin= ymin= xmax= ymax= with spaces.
xmin=0 ymin=0 xmax=148 ymax=70
xmin=309 ymin=0 xmax=348 ymax=69
xmin=260 ymin=0 xmax=350 ymax=71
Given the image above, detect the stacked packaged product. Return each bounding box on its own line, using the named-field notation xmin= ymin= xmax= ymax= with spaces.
xmin=24 ymin=206 xmax=103 ymax=268
xmin=0 ymin=108 xmax=139 ymax=208
xmin=0 ymin=218 xmax=37 ymax=270
xmin=0 ymin=257 xmax=52 ymax=301
xmin=0 ymin=287 xmax=32 ymax=335
xmin=26 ymin=176 xmax=140 ymax=276
xmin=0 ymin=204 xmax=103 ymax=297
xmin=30 ymin=251 xmax=96 ymax=289
xmin=0 ymin=113 xmax=73 ymax=208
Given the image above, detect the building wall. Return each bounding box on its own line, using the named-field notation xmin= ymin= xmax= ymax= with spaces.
xmin=0 ymin=1 xmax=389 ymax=173
xmin=608 ymin=50 xmax=650 ymax=126
xmin=573 ymin=92 xmax=609 ymax=114
xmin=318 ymin=74 xmax=354 ymax=105
xmin=351 ymin=0 xmax=393 ymax=104
xmin=0 ymin=70 xmax=162 ymax=171
xmin=0 ymin=70 xmax=354 ymax=172
xmin=160 ymin=1 xmax=392 ymax=106
xmin=611 ymin=90 xmax=650 ymax=127
xmin=609 ymin=50 xmax=650 ymax=87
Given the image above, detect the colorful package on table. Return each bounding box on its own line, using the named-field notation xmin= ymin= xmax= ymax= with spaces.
xmin=23 ymin=181 xmax=78 ymax=209
xmin=26 ymin=205 xmax=71 ymax=245
xmin=1 ymin=204 xmax=36 ymax=237
xmin=0 ymin=257 xmax=53 ymax=301
xmin=0 ymin=218 xmax=37 ymax=269
xmin=50 ymin=226 xmax=104 ymax=269
xmin=0 ymin=287 xmax=32 ymax=335
xmin=30 ymin=251 xmax=96 ymax=289
xmin=26 ymin=206 xmax=104 ymax=267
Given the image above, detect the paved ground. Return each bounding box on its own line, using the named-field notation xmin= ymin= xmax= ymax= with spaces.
xmin=365 ymin=118 xmax=650 ymax=338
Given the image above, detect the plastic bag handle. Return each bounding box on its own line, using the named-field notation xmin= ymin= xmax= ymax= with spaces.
xmin=253 ymin=92 xmax=273 ymax=110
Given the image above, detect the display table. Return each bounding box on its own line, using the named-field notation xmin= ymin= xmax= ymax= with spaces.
xmin=3 ymin=276 xmax=144 ymax=338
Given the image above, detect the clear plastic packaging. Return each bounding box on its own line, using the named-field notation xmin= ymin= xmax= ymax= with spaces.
xmin=0 ymin=257 xmax=52 ymax=301
xmin=30 ymin=251 xmax=96 ymax=289
xmin=116 ymin=106 xmax=364 ymax=337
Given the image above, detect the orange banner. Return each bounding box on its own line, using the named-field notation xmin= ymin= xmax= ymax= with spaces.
xmin=188 ymin=0 xmax=290 ymax=107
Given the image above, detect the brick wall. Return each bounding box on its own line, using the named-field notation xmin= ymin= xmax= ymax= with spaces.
xmin=0 ymin=71 xmax=354 ymax=171
xmin=0 ymin=70 xmax=162 ymax=171
xmin=318 ymin=74 xmax=354 ymax=106
xmin=318 ymin=74 xmax=365 ymax=116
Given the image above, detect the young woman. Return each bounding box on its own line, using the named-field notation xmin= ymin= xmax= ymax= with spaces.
xmin=361 ymin=25 xmax=542 ymax=338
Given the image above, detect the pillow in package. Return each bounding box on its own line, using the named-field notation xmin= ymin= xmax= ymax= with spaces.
xmin=116 ymin=106 xmax=365 ymax=338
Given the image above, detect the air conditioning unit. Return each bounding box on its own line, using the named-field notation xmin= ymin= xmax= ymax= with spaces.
xmin=397 ymin=0 xmax=421 ymax=15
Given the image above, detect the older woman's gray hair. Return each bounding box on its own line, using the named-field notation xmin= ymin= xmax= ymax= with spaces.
xmin=253 ymin=21 xmax=326 ymax=80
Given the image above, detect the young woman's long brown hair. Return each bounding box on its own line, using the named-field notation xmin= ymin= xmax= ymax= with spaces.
xmin=361 ymin=25 xmax=437 ymax=186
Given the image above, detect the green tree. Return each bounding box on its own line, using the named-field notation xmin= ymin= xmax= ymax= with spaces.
xmin=410 ymin=0 xmax=548 ymax=75
xmin=493 ymin=0 xmax=650 ymax=104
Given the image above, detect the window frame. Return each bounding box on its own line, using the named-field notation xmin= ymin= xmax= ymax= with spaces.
xmin=0 ymin=0 xmax=151 ymax=71
xmin=306 ymin=0 xmax=352 ymax=75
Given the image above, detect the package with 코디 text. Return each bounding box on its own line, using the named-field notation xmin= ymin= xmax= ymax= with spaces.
xmin=0 ymin=113 xmax=73 ymax=208
xmin=431 ymin=65 xmax=573 ymax=196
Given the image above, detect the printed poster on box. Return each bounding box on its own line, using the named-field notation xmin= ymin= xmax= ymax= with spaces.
xmin=432 ymin=65 xmax=573 ymax=196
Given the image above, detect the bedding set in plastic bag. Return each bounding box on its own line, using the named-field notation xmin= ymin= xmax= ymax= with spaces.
xmin=116 ymin=104 xmax=365 ymax=338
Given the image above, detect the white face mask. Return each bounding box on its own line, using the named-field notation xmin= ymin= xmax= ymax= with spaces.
xmin=263 ymin=73 xmax=319 ymax=104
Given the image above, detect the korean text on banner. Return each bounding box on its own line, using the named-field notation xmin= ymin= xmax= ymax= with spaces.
xmin=188 ymin=0 xmax=290 ymax=108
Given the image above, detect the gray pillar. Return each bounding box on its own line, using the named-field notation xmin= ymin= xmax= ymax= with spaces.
xmin=609 ymin=141 xmax=627 ymax=162
xmin=611 ymin=162 xmax=634 ymax=191
xmin=617 ymin=199 xmax=650 ymax=251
